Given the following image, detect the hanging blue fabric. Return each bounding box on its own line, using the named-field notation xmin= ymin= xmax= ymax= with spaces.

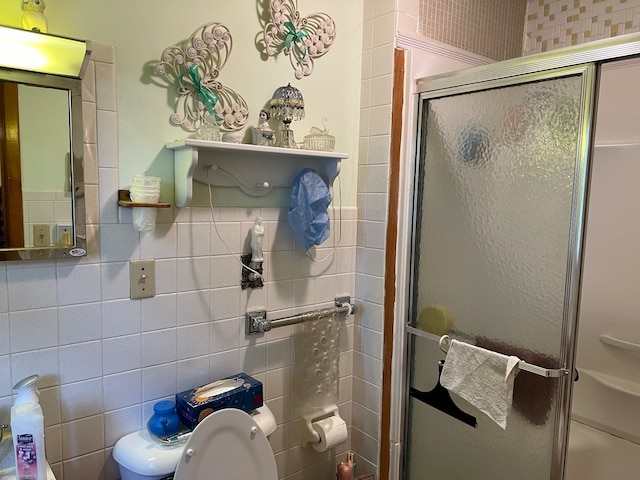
xmin=288 ymin=168 xmax=331 ymax=250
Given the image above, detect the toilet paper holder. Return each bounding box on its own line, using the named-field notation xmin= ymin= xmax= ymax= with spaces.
xmin=301 ymin=405 xmax=341 ymax=447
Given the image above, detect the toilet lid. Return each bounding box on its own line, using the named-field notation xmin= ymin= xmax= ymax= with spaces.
xmin=175 ymin=408 xmax=278 ymax=480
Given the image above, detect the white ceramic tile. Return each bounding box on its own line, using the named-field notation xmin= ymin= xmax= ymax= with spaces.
xmin=96 ymin=169 xmax=117 ymax=232
xmin=60 ymin=378 xmax=104 ymax=422
xmin=265 ymin=365 xmax=292 ymax=399
xmin=154 ymin=258 xmax=177 ymax=294
xmin=362 ymin=18 xmax=374 ymax=51
xmin=141 ymin=293 xmax=177 ymax=331
xmin=7 ymin=266 xmax=57 ymax=311
xmin=176 ymin=257 xmax=211 ymax=292
xmin=211 ymin=255 xmax=242 ymax=289
xmin=57 ymin=263 xmax=102 ymax=305
xmin=100 ymin=223 xmax=140 ymax=262
xmin=102 ymin=334 xmax=141 ymax=375
xmin=177 ymin=223 xmax=211 ymax=257
xmin=140 ymin=223 xmax=177 ymax=259
xmin=142 ymin=328 xmax=177 ymax=367
xmin=364 ymin=221 xmax=386 ymax=250
xmin=359 ymin=107 xmax=371 ymax=139
xmin=142 ymin=363 xmax=177 ymax=402
xmin=81 ymin=61 xmax=96 ymax=104
xmin=267 ymin=280 xmax=293 ymax=312
xmin=292 ymin=276 xmax=316 ymax=309
xmin=210 ymin=286 xmax=240 ymax=321
xmin=369 ymin=105 xmax=392 ymax=137
xmin=371 ymin=44 xmax=394 ymax=77
xmin=238 ymin=344 xmax=266 ymax=376
xmin=0 ymin=315 xmax=8 ymax=355
xmin=176 ymin=290 xmax=210 ymax=326
xmin=11 ymin=348 xmax=60 ymax=389
xmin=352 ymin=376 xmax=381 ymax=414
xmin=89 ymin=41 xmax=115 ymax=64
xmin=268 ymin=221 xmax=293 ymax=252
xmin=95 ymin=62 xmax=117 ymax=112
xmin=362 ymin=273 xmax=384 ymax=305
xmin=373 ymin=12 xmax=396 ymax=48
xmin=103 ymin=369 xmax=142 ymax=412
xmin=45 ymin=424 xmax=62 ymax=464
xmin=82 ymin=100 xmax=97 ymax=145
xmin=100 ymin=261 xmax=129 ymax=301
xmin=266 ymin=250 xmax=294 ymax=283
xmin=59 ymin=341 xmax=103 ymax=383
xmin=58 ymin=302 xmax=102 ymax=345
xmin=210 ymin=221 xmax=243 ymax=255
xmin=62 ymin=450 xmax=105 ymax=480
xmin=365 ymin=193 xmax=387 ymax=222
xmin=61 ymin=414 xmax=104 ymax=460
xmin=210 ymin=318 xmax=240 ymax=353
xmin=370 ymin=74 xmax=393 ymax=107
xmin=9 ymin=308 xmax=58 ymax=353
xmin=0 ymin=356 xmax=11 ymax=397
xmin=266 ymin=338 xmax=291 ymax=369
xmin=209 ymin=350 xmax=240 ymax=382
xmin=97 ymin=110 xmax=118 ymax=168
xmin=102 ymin=299 xmax=141 ymax=338
xmin=104 ymin=405 xmax=142 ymax=447
xmin=176 ymin=355 xmax=210 ymax=392
xmin=177 ymin=323 xmax=210 ymax=360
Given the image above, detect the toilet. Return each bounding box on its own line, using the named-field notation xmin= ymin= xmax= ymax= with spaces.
xmin=113 ymin=405 xmax=278 ymax=480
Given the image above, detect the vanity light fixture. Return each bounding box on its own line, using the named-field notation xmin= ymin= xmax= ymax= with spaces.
xmin=0 ymin=25 xmax=88 ymax=78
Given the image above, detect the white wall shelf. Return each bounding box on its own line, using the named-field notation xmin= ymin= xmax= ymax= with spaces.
xmin=165 ymin=139 xmax=349 ymax=207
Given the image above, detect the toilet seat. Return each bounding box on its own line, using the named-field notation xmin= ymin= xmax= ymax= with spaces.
xmin=174 ymin=408 xmax=278 ymax=480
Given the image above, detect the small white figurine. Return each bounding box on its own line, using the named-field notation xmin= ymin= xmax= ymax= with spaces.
xmin=250 ymin=217 xmax=265 ymax=262
xmin=21 ymin=0 xmax=47 ymax=32
xmin=252 ymin=109 xmax=275 ymax=146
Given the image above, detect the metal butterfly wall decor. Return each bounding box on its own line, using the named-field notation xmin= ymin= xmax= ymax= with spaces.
xmin=154 ymin=22 xmax=249 ymax=132
xmin=262 ymin=0 xmax=337 ymax=79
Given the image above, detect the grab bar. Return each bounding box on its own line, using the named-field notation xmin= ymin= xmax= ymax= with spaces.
xmin=404 ymin=326 xmax=569 ymax=378
xmin=599 ymin=334 xmax=640 ymax=353
xmin=246 ymin=296 xmax=357 ymax=335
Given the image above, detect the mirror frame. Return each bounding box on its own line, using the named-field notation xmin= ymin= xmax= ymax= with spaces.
xmin=0 ymin=67 xmax=86 ymax=260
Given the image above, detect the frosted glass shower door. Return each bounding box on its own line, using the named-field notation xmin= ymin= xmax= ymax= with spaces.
xmin=405 ymin=66 xmax=595 ymax=479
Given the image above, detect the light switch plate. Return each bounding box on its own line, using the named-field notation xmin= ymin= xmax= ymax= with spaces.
xmin=33 ymin=224 xmax=50 ymax=247
xmin=130 ymin=259 xmax=156 ymax=299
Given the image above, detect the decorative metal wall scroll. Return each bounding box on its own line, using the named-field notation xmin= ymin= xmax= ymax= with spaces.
xmin=262 ymin=0 xmax=336 ymax=79
xmin=155 ymin=22 xmax=249 ymax=132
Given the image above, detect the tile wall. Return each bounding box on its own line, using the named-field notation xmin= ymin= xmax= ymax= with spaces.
xmin=22 ymin=191 xmax=73 ymax=247
xmin=0 ymin=43 xmax=357 ymax=480
xmin=418 ymin=0 xmax=527 ymax=60
xmin=524 ymin=0 xmax=640 ymax=54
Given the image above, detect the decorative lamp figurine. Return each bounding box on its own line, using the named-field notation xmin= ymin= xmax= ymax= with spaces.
xmin=270 ymin=83 xmax=305 ymax=148
xmin=21 ymin=0 xmax=47 ymax=32
xmin=251 ymin=109 xmax=275 ymax=146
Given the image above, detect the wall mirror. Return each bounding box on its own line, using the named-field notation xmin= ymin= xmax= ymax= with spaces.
xmin=0 ymin=62 xmax=87 ymax=260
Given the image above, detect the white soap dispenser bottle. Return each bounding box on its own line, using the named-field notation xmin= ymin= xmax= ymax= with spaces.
xmin=11 ymin=374 xmax=46 ymax=480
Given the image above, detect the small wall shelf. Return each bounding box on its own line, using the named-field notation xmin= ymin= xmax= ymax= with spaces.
xmin=118 ymin=190 xmax=171 ymax=208
xmin=165 ymin=139 xmax=349 ymax=207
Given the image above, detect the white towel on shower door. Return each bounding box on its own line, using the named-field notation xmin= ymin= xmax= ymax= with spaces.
xmin=440 ymin=339 xmax=520 ymax=429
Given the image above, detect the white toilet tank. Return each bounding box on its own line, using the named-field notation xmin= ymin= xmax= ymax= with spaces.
xmin=113 ymin=405 xmax=277 ymax=480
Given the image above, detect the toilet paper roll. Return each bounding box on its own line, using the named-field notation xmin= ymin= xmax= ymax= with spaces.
xmin=311 ymin=415 xmax=348 ymax=452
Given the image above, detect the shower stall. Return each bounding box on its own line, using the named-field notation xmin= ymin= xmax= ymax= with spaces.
xmin=391 ymin=34 xmax=640 ymax=480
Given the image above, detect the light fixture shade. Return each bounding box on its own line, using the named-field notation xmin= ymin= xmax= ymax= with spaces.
xmin=0 ymin=25 xmax=88 ymax=78
xmin=270 ymin=83 xmax=305 ymax=121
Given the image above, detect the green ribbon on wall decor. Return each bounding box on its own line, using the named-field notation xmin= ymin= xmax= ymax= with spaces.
xmin=284 ymin=21 xmax=309 ymax=57
xmin=179 ymin=64 xmax=222 ymax=120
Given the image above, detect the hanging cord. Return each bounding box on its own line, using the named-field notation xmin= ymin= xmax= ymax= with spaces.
xmin=212 ymin=164 xmax=301 ymax=193
xmin=206 ymin=166 xmax=263 ymax=280
xmin=304 ymin=174 xmax=343 ymax=263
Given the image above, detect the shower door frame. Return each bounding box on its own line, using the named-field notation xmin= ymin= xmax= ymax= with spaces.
xmin=388 ymin=32 xmax=640 ymax=480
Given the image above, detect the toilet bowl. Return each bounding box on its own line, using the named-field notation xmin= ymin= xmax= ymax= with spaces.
xmin=113 ymin=405 xmax=278 ymax=480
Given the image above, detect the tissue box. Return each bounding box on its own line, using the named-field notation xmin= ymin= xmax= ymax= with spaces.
xmin=175 ymin=372 xmax=263 ymax=430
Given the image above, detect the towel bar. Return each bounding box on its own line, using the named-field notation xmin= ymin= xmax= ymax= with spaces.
xmin=246 ymin=296 xmax=357 ymax=335
xmin=405 ymin=326 xmax=569 ymax=379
